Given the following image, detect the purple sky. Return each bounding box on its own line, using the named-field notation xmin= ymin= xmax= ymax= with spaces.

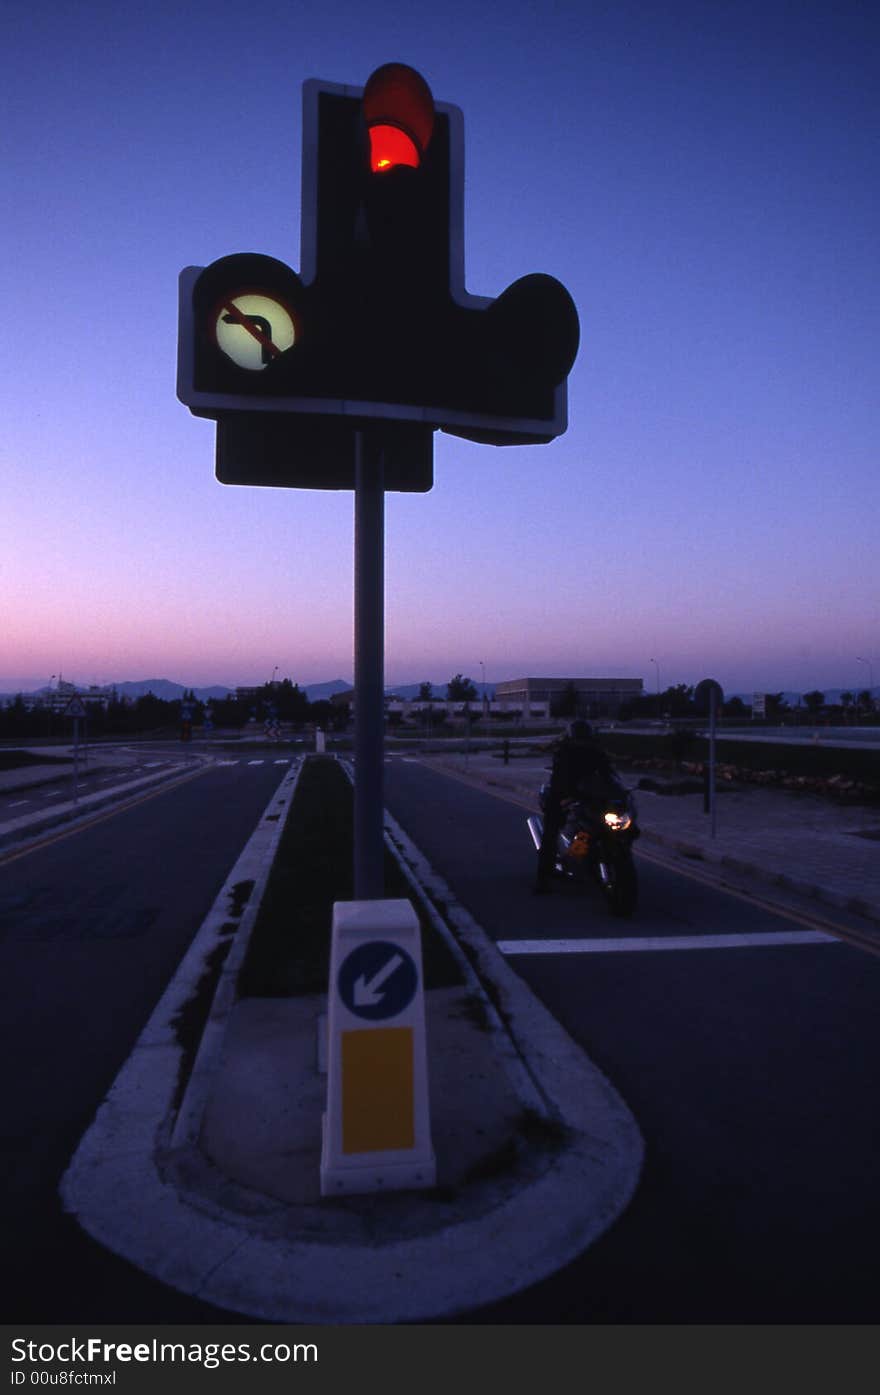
xmin=3 ymin=0 xmax=878 ymax=698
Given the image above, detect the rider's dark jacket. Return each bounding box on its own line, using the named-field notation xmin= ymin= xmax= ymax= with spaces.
xmin=546 ymin=733 xmax=614 ymax=803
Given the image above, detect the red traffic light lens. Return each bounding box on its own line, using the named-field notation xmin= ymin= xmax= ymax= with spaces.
xmin=363 ymin=63 xmax=434 ymax=172
xmin=369 ymin=123 xmax=420 ymax=173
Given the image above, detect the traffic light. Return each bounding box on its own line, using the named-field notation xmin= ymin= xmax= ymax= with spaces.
xmin=177 ymin=63 xmax=580 ymax=487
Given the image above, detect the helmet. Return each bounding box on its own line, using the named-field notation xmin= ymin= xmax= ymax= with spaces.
xmin=569 ymin=719 xmax=592 ymax=741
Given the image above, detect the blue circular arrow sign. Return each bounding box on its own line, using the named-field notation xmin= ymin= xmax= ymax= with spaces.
xmin=338 ymin=940 xmax=418 ymax=1022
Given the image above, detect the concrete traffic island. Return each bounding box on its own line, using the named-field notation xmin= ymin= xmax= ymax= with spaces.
xmin=60 ymin=759 xmax=644 ymax=1323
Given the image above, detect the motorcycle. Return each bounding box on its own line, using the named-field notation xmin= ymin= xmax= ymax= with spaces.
xmin=527 ymin=777 xmax=640 ymax=917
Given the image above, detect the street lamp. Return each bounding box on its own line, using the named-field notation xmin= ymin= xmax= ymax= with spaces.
xmin=480 ymin=661 xmax=487 ymax=732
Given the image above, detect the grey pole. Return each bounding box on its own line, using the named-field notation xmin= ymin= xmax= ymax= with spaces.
xmin=709 ymin=687 xmax=717 ymax=839
xmin=353 ymin=430 xmax=385 ymax=899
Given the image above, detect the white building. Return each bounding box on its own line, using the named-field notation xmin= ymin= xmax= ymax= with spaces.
xmin=494 ymin=677 xmax=643 ymax=719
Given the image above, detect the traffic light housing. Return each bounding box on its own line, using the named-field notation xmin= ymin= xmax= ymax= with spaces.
xmin=177 ymin=64 xmax=580 ymax=488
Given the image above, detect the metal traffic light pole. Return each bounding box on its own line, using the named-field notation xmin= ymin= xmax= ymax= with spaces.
xmin=353 ymin=429 xmax=386 ymax=898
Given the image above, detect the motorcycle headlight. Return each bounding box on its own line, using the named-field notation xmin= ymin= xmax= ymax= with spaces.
xmin=604 ymin=810 xmax=632 ymax=831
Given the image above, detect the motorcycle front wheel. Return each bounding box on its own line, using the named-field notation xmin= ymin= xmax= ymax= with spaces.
xmin=598 ymin=852 xmax=638 ymax=917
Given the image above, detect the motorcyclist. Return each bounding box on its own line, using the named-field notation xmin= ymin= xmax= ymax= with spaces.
xmin=534 ymin=719 xmax=615 ymax=893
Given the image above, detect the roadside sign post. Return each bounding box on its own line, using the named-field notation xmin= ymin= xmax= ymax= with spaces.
xmin=64 ymin=696 xmax=87 ymax=805
xmin=695 ymin=679 xmax=723 ymax=840
xmin=709 ymin=686 xmax=717 ymax=839
xmin=321 ymin=898 xmax=435 ymax=1196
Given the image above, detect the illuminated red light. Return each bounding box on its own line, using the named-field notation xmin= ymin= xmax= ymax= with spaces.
xmin=369 ymin=123 xmax=420 ymax=173
xmin=363 ymin=63 xmax=434 ymax=175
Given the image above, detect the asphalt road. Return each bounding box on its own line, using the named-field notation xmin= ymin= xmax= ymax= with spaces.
xmin=1 ymin=758 xmax=289 ymax=1323
xmin=4 ymin=749 xmax=878 ymax=1324
xmin=382 ymin=757 xmax=880 ymax=1323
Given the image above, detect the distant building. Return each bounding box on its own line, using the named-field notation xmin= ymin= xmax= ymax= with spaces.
xmin=35 ymin=680 xmax=112 ymax=713
xmin=494 ymin=677 xmax=643 ymax=719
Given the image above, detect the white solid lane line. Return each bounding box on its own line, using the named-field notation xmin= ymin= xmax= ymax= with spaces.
xmin=497 ymin=930 xmax=838 ymax=955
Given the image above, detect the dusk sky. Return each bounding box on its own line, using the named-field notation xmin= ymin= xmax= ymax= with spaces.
xmin=3 ymin=0 xmax=878 ymax=698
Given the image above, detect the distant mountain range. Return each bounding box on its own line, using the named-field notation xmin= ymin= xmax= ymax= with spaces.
xmin=0 ymin=677 xmax=355 ymax=704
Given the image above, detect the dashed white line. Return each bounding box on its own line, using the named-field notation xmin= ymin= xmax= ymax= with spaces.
xmin=9 ymin=800 xmax=31 ymax=808
xmin=248 ymin=760 xmax=265 ymax=766
xmin=497 ymin=931 xmax=838 ymax=955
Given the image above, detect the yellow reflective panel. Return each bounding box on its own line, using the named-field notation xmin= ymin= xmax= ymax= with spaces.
xmin=214 ymin=293 xmax=295 ymax=371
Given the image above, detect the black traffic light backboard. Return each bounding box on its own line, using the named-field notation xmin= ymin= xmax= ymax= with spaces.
xmin=177 ymin=65 xmax=580 ymax=488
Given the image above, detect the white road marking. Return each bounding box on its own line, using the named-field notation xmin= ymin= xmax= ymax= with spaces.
xmin=10 ymin=800 xmax=31 ymax=807
xmin=216 ymin=760 xmax=238 ymax=766
xmin=143 ymin=762 xmax=166 ymax=768
xmin=44 ymin=790 xmax=63 ymax=796
xmin=273 ymin=759 xmax=290 ymax=765
xmin=248 ymin=760 xmax=265 ymax=766
xmin=497 ymin=930 xmax=838 ymax=956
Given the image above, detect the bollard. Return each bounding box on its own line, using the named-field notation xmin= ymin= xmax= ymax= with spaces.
xmin=320 ymin=898 xmax=435 ymax=1196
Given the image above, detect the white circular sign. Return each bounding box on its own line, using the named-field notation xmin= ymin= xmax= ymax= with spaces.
xmin=215 ymin=293 xmax=296 ymax=371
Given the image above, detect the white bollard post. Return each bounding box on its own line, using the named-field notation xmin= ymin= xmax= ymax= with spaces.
xmin=320 ymin=899 xmax=435 ymax=1196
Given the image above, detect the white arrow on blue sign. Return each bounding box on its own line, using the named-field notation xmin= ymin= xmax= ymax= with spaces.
xmin=338 ymin=940 xmax=418 ymax=1022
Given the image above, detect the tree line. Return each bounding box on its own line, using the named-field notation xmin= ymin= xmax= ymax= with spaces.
xmin=0 ymin=673 xmax=489 ymax=741
xmin=608 ymin=684 xmax=876 ymax=722
xmin=0 ymin=680 xmax=344 ymax=740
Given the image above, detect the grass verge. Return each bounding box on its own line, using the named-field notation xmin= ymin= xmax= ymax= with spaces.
xmin=238 ymin=755 xmax=465 ymax=997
